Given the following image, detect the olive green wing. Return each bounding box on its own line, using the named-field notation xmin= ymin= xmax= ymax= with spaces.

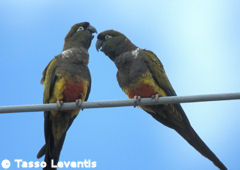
xmin=142 ymin=49 xmax=175 ymax=95
xmin=141 ymin=51 xmax=227 ymax=170
xmin=84 ymin=69 xmax=91 ymax=102
xmin=41 ymin=57 xmax=58 ymax=104
xmin=142 ymin=49 xmax=190 ymax=128
xmin=38 ymin=57 xmax=58 ymax=158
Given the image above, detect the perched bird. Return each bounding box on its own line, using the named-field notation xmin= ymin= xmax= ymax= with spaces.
xmin=96 ymin=30 xmax=227 ymax=170
xmin=37 ymin=22 xmax=96 ymax=170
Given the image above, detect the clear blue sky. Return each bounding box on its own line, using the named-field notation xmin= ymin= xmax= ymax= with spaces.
xmin=0 ymin=0 xmax=240 ymax=169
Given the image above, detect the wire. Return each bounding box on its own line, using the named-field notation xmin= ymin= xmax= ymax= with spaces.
xmin=0 ymin=92 xmax=239 ymax=114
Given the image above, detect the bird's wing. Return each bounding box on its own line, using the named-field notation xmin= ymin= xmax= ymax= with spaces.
xmin=142 ymin=49 xmax=189 ymax=127
xmin=41 ymin=57 xmax=58 ymax=103
xmin=41 ymin=57 xmax=59 ymax=150
xmin=84 ymin=69 xmax=91 ymax=101
xmin=38 ymin=57 xmax=59 ymax=159
xmin=142 ymin=49 xmax=175 ymax=96
xmin=142 ymin=50 xmax=227 ymax=170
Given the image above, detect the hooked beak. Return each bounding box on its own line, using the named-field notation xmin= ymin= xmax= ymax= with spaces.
xmin=87 ymin=25 xmax=97 ymax=34
xmin=96 ymin=39 xmax=103 ymax=51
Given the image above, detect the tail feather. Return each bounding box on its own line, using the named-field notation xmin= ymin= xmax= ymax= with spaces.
xmin=175 ymin=126 xmax=227 ymax=170
xmin=43 ymin=133 xmax=66 ymax=170
xmin=36 ymin=133 xmax=67 ymax=170
xmin=145 ymin=104 xmax=227 ymax=169
xmin=38 ymin=114 xmax=76 ymax=170
xmin=37 ymin=144 xmax=46 ymax=159
xmin=44 ymin=153 xmax=56 ymax=170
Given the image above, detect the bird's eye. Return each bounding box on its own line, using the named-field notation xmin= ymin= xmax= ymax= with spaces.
xmin=105 ymin=34 xmax=112 ymax=40
xmin=77 ymin=26 xmax=84 ymax=32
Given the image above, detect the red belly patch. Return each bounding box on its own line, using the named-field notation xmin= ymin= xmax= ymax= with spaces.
xmin=128 ymin=83 xmax=156 ymax=98
xmin=63 ymin=79 xmax=84 ymax=102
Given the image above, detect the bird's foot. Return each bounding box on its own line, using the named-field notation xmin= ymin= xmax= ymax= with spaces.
xmin=151 ymin=94 xmax=159 ymax=102
xmin=133 ymin=95 xmax=141 ymax=108
xmin=56 ymin=100 xmax=63 ymax=109
xmin=75 ymin=99 xmax=83 ymax=110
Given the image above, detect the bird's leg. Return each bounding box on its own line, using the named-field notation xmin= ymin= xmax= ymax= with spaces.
xmin=151 ymin=94 xmax=159 ymax=102
xmin=75 ymin=99 xmax=83 ymax=110
xmin=56 ymin=100 xmax=63 ymax=109
xmin=133 ymin=95 xmax=141 ymax=108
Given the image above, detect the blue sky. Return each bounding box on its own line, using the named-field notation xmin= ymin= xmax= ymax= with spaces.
xmin=0 ymin=0 xmax=240 ymax=169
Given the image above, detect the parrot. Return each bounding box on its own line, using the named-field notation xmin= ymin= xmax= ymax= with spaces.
xmin=96 ymin=30 xmax=227 ymax=170
xmin=37 ymin=22 xmax=96 ymax=170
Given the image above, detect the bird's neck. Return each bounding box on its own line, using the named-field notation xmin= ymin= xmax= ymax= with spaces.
xmin=109 ymin=42 xmax=136 ymax=61
xmin=63 ymin=40 xmax=90 ymax=51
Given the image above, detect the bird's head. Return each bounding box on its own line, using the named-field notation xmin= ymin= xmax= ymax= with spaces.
xmin=96 ymin=30 xmax=136 ymax=61
xmin=63 ymin=22 xmax=97 ymax=50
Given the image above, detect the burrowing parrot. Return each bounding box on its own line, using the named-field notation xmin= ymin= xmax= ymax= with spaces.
xmin=96 ymin=30 xmax=227 ymax=170
xmin=37 ymin=22 xmax=96 ymax=170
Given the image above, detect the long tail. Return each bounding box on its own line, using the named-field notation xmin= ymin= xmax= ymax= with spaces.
xmin=37 ymin=145 xmax=46 ymax=159
xmin=175 ymin=125 xmax=227 ymax=170
xmin=146 ymin=107 xmax=227 ymax=170
xmin=37 ymin=133 xmax=67 ymax=170
xmin=45 ymin=133 xmax=66 ymax=170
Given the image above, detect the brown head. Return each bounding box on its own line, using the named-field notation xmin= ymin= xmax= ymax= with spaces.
xmin=63 ymin=22 xmax=97 ymax=50
xmin=96 ymin=30 xmax=136 ymax=61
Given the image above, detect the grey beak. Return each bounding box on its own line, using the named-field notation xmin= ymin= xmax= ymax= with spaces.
xmin=96 ymin=39 xmax=103 ymax=51
xmin=87 ymin=25 xmax=97 ymax=34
